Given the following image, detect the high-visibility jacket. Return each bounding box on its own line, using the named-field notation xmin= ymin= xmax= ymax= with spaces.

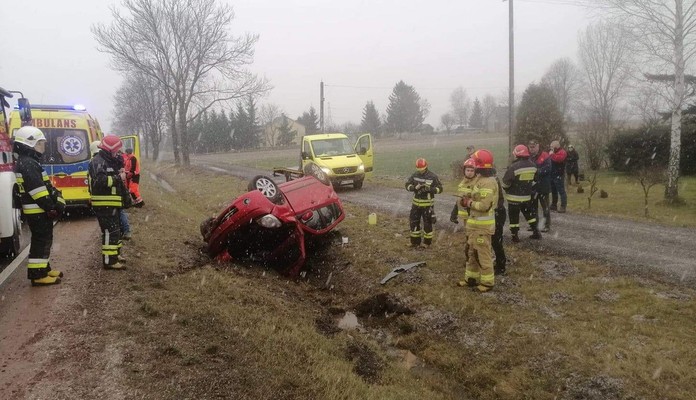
xmin=502 ymin=157 xmax=537 ymax=203
xmin=405 ymin=169 xmax=443 ymax=207
xmin=465 ymin=175 xmax=498 ymax=235
xmin=88 ymin=150 xmax=126 ymax=209
xmin=14 ymin=145 xmax=64 ymax=215
xmin=455 ymin=176 xmax=476 ymax=219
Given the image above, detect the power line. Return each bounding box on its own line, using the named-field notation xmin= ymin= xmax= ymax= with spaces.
xmin=325 ymin=84 xmax=508 ymax=91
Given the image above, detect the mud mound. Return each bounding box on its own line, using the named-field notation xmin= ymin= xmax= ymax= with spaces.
xmin=539 ymin=260 xmax=579 ymax=280
xmin=562 ymin=373 xmax=624 ymax=400
xmin=354 ymin=293 xmax=414 ymax=318
xmin=345 ymin=342 xmax=384 ymax=384
xmin=419 ymin=307 xmax=459 ymax=336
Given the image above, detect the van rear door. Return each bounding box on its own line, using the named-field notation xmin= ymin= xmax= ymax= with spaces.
xmin=120 ymin=135 xmax=141 ymax=160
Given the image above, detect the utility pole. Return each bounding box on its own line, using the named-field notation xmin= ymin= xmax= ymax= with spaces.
xmin=506 ymin=0 xmax=514 ymax=159
xmin=320 ymin=81 xmax=325 ymax=133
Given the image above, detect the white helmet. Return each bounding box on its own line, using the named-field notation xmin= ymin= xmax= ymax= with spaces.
xmin=14 ymin=126 xmax=46 ymax=148
xmin=90 ymin=140 xmax=102 ymax=155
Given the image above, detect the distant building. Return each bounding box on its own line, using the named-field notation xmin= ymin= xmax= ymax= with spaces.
xmin=263 ymin=116 xmax=306 ymax=147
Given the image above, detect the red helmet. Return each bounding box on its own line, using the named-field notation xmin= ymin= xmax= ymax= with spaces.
xmin=416 ymin=158 xmax=428 ymax=171
xmin=99 ymin=135 xmax=123 ymax=154
xmin=462 ymin=158 xmax=476 ymax=169
xmin=513 ymin=144 xmax=530 ymax=158
xmin=472 ymin=149 xmax=494 ymax=169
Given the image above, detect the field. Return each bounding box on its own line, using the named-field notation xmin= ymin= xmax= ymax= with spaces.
xmin=108 ymin=161 xmax=696 ymax=399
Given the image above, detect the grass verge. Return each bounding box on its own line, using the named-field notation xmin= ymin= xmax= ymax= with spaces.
xmin=111 ymin=161 xmax=696 ymax=399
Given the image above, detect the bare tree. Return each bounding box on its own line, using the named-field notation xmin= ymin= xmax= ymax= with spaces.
xmin=260 ymin=103 xmax=282 ymax=147
xmin=112 ymin=72 xmax=166 ymax=160
xmin=419 ymin=98 xmax=432 ymax=121
xmin=482 ymin=94 xmax=498 ymax=133
xmin=578 ymin=21 xmax=633 ymax=138
xmin=599 ymin=0 xmax=696 ymax=202
xmin=542 ymin=57 xmax=582 ymax=122
xmin=635 ymin=166 xmax=666 ymax=217
xmin=93 ymin=0 xmax=268 ymax=166
xmin=440 ymin=113 xmax=455 ymax=134
xmin=449 ymin=86 xmax=471 ymax=127
xmin=629 ymin=83 xmax=666 ymax=128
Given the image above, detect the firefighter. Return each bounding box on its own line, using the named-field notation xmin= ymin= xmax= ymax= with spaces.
xmin=450 ymin=158 xmax=477 ymax=272
xmin=529 ymin=140 xmax=551 ymax=232
xmin=458 ymin=149 xmax=498 ymax=292
xmin=492 ymin=169 xmax=507 ymax=275
xmin=405 ymin=158 xmax=443 ymax=247
xmin=549 ymin=140 xmax=568 ymax=213
xmin=89 ymin=135 xmax=128 ymax=269
xmin=122 ymin=148 xmax=143 ymax=207
xmin=450 ymin=158 xmax=477 ymax=225
xmin=502 ymin=144 xmax=541 ymax=242
xmin=13 ymin=126 xmax=65 ymax=286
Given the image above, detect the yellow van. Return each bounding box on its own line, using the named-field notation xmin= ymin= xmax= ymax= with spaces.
xmin=9 ymin=104 xmax=104 ymax=207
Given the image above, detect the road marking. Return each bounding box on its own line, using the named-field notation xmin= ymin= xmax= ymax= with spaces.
xmin=0 ymin=245 xmax=30 ymax=287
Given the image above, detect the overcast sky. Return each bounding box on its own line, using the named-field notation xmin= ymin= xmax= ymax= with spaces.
xmin=1 ymin=0 xmax=594 ymax=132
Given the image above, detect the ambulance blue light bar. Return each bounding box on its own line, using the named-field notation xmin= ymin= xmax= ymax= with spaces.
xmin=18 ymin=104 xmax=88 ymax=111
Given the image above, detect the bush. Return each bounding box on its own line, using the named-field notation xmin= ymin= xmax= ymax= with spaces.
xmin=607 ymin=124 xmax=696 ymax=175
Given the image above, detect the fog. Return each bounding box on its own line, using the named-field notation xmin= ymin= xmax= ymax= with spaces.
xmin=1 ymin=0 xmax=590 ymax=131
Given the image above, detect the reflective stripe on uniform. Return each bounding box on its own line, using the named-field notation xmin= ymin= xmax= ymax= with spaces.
xmin=464 ymin=270 xmax=480 ymax=280
xmin=29 ymin=186 xmax=50 ymax=200
xmin=102 ymin=244 xmax=120 ymax=256
xmin=28 ymin=258 xmax=49 ymax=269
xmin=21 ymin=204 xmax=45 ymax=214
xmin=412 ymin=198 xmax=435 ymax=207
xmin=42 ymin=171 xmax=49 ymax=182
xmin=509 ymin=223 xmax=520 ymax=228
xmin=91 ymin=195 xmax=123 ymax=208
xmin=505 ymin=194 xmax=531 ymax=202
xmin=467 ymin=216 xmax=495 ymax=226
xmin=107 ymin=176 xmax=113 ymax=187
xmin=410 ymin=230 xmax=422 ymax=238
xmin=527 ymin=218 xmax=537 ymax=224
xmin=480 ymin=273 xmax=495 ymax=285
xmin=423 ymin=231 xmax=434 ymax=239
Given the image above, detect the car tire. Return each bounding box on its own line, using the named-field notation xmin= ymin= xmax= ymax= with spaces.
xmin=303 ymin=163 xmax=331 ymax=186
xmin=353 ymin=179 xmax=364 ymax=189
xmin=248 ymin=175 xmax=283 ymax=204
xmin=0 ymin=211 xmax=21 ymax=259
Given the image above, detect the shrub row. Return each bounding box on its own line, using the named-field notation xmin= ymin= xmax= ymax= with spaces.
xmin=607 ymin=124 xmax=696 ymax=175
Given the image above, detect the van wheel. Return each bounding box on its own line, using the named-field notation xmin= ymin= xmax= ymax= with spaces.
xmin=303 ymin=163 xmax=331 ymax=186
xmin=248 ymin=175 xmax=283 ymax=204
xmin=353 ymin=179 xmax=364 ymax=189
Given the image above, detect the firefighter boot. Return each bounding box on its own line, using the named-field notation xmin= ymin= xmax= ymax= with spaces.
xmin=457 ymin=278 xmax=478 ymax=287
xmin=477 ymin=284 xmax=493 ymax=293
xmin=511 ymin=233 xmax=520 ymax=243
xmin=104 ymin=262 xmax=126 ymax=270
xmin=47 ymin=270 xmax=64 ymax=278
xmin=558 ymin=207 xmax=566 ymax=213
xmin=550 ymin=204 xmax=558 ymax=212
xmin=530 ymin=229 xmax=542 ymax=240
xmin=31 ymin=276 xmax=61 ymax=286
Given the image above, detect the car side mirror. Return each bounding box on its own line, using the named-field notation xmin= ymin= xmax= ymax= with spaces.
xmin=17 ymin=98 xmax=32 ymax=124
xmin=301 ymin=151 xmax=311 ymax=160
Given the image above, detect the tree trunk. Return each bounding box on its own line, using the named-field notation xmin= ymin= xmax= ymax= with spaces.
xmin=666 ymin=0 xmax=684 ymax=202
xmin=179 ymin=103 xmax=190 ymax=166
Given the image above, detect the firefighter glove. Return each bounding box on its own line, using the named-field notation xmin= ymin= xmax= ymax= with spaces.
xmin=47 ymin=208 xmax=60 ymax=220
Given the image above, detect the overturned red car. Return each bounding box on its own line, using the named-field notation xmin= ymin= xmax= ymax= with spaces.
xmin=200 ymin=165 xmax=345 ymax=276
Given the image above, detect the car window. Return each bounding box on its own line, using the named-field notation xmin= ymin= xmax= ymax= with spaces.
xmin=311 ymin=138 xmax=354 ymax=157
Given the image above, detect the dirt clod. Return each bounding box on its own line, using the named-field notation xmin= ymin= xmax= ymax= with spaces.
xmin=354 ymin=293 xmax=414 ymax=318
xmin=345 ymin=342 xmax=384 ymax=384
xmin=539 ymin=260 xmax=579 ymax=280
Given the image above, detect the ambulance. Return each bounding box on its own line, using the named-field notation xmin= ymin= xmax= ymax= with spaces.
xmin=9 ymin=104 xmax=104 ymax=207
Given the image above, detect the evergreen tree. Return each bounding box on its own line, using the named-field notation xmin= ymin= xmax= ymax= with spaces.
xmin=515 ymin=83 xmax=567 ymax=147
xmin=385 ymin=80 xmax=424 ymax=134
xmin=276 ymin=114 xmax=297 ymax=146
xmin=469 ymin=98 xmax=484 ymax=129
xmin=360 ymin=101 xmax=381 ymax=136
xmin=246 ymin=95 xmax=261 ymax=148
xmin=232 ymin=102 xmax=249 ymax=149
xmin=297 ymin=106 xmax=319 ymax=134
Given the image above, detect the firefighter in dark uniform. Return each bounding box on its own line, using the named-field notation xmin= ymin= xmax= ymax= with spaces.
xmin=89 ymin=135 xmax=128 ymax=269
xmin=405 ymin=158 xmax=443 ymax=247
xmin=502 ymin=144 xmax=541 ymax=242
xmin=492 ymin=169 xmax=507 ymax=275
xmin=13 ymin=126 xmax=65 ymax=286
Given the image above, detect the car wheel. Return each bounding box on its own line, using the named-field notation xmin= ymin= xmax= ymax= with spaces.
xmin=353 ymin=179 xmax=364 ymax=189
xmin=248 ymin=175 xmax=283 ymax=203
xmin=0 ymin=210 xmax=21 ymax=259
xmin=303 ymin=163 xmax=331 ymax=186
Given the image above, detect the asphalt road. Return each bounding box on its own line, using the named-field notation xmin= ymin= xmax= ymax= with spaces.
xmin=190 ymin=157 xmax=696 ymax=286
